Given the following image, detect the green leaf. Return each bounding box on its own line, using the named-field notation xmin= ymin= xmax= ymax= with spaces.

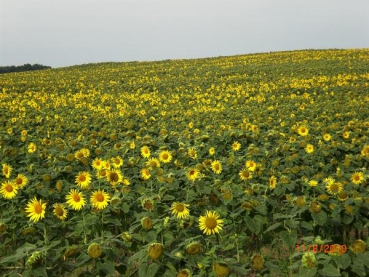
xmin=264 ymin=222 xmax=282 ymax=233
xmin=147 ymin=263 xmax=159 ymax=277
xmin=333 ymin=254 xmax=351 ymax=269
xmin=280 ymin=230 xmax=297 ymax=249
xmin=311 ymin=211 xmax=327 ymax=226
xmin=298 ymin=267 xmax=317 ymax=277
xmin=97 ymin=260 xmax=116 ymax=275
xmin=318 ymin=264 xmax=341 ymax=276
xmin=254 ymin=204 xmax=267 ymax=215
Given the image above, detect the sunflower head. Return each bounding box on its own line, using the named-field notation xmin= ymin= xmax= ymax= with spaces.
xmin=199 ymin=210 xmax=223 ymax=235
xmin=141 ymin=198 xmax=155 ymax=211
xmin=185 ymin=242 xmax=201 ymax=255
xmin=141 ymin=217 xmax=153 ymax=230
xmin=251 ymin=254 xmax=264 ymax=271
xmin=148 ymin=243 xmax=163 ymax=259
xmin=301 ymin=252 xmax=316 ymax=268
xmin=88 ymin=243 xmax=103 ymax=259
xmin=212 ymin=262 xmax=229 ymax=277
xmin=26 ymin=251 xmax=45 ymax=269
xmin=350 ymin=239 xmax=366 ymax=254
xmin=177 ymin=269 xmax=191 ymax=277
xmin=171 ymin=202 xmax=190 ymax=219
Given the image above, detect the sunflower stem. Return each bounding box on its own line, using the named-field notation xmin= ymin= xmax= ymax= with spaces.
xmin=82 ymin=211 xmax=87 ymax=244
xmin=43 ymin=224 xmax=49 ymax=246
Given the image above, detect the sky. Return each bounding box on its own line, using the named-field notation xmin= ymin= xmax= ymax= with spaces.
xmin=1 ymin=0 xmax=368 ymax=68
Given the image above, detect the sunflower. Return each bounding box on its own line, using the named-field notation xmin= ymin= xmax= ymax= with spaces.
xmin=209 ymin=147 xmax=215 ymax=156
xmin=305 ymin=144 xmax=314 ymax=154
xmin=106 ymin=169 xmax=123 ymax=186
xmin=74 ymin=149 xmax=85 ymax=160
xmin=25 ymin=197 xmax=46 ymax=222
xmin=2 ymin=163 xmax=12 ymax=178
xmin=141 ymin=146 xmax=151 ymax=158
xmin=342 ymin=131 xmax=350 ymax=139
xmin=232 ymin=141 xmax=241 ymax=151
xmin=111 ymin=156 xmax=123 ymax=168
xmin=309 ymin=180 xmax=318 ymax=187
xmin=239 ymin=167 xmax=252 ymax=181
xmin=14 ymin=174 xmax=28 ymax=189
xmin=170 ymin=202 xmax=190 ymax=219
xmin=188 ymin=148 xmax=197 ymax=159
xmin=146 ymin=158 xmax=161 ymax=169
xmin=323 ymin=133 xmax=331 ymax=141
xmin=101 ymin=160 xmax=111 ymax=170
xmin=91 ymin=158 xmax=103 ymax=170
xmin=269 ymin=176 xmax=277 ymax=189
xmin=130 ymin=141 xmax=136 ymax=149
xmin=90 ymin=190 xmax=110 ymax=209
xmin=28 ymin=142 xmax=37 ymax=153
xmin=75 ymin=171 xmax=92 ymax=189
xmin=53 ymin=203 xmax=68 ymax=220
xmin=297 ymin=126 xmax=309 ymax=136
xmin=326 ymin=182 xmax=343 ymax=195
xmin=0 ymin=181 xmax=18 ymax=199
xmin=141 ymin=168 xmax=151 ymax=180
xmin=211 ymin=160 xmax=222 ymax=174
xmin=66 ymin=189 xmax=86 ymax=210
xmin=323 ymin=177 xmax=335 ymax=185
xmin=96 ymin=169 xmax=107 ymax=179
xmin=187 ymin=168 xmax=199 ymax=182
xmin=159 ymin=150 xmax=172 ymax=163
xmin=199 ymin=210 xmax=223 ymax=235
xmin=245 ymin=160 xmax=257 ymax=172
xmin=351 ymin=172 xmax=365 ymax=185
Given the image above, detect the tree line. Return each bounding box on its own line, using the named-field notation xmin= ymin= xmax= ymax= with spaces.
xmin=0 ymin=64 xmax=51 ymax=74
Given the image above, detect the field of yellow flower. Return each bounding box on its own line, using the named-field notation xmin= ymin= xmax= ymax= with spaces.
xmin=0 ymin=49 xmax=369 ymax=277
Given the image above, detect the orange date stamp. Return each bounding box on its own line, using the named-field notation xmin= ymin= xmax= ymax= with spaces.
xmin=296 ymin=244 xmax=347 ymax=254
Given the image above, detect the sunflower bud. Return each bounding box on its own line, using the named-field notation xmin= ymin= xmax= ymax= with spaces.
xmin=350 ymin=239 xmax=366 ymax=254
xmin=148 ymin=243 xmax=163 ymax=259
xmin=121 ymin=232 xmax=132 ymax=242
xmin=251 ymin=254 xmax=264 ymax=271
xmin=26 ymin=251 xmax=45 ymax=269
xmin=301 ymin=252 xmax=316 ymax=269
xmin=141 ymin=217 xmax=153 ymax=230
xmin=88 ymin=242 xmax=103 ymax=259
xmin=185 ymin=241 xmax=201 ymax=255
xmin=177 ymin=269 xmax=192 ymax=277
xmin=213 ymin=262 xmax=229 ymax=277
xmin=0 ymin=222 xmax=7 ymax=233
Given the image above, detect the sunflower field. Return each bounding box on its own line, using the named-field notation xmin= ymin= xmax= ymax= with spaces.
xmin=0 ymin=49 xmax=369 ymax=277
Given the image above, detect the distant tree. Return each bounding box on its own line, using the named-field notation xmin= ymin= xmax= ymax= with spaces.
xmin=0 ymin=64 xmax=51 ymax=74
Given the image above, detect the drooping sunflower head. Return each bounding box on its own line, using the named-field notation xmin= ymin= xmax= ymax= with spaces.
xmin=199 ymin=210 xmax=223 ymax=236
xmin=148 ymin=243 xmax=163 ymax=259
xmin=170 ymin=202 xmax=190 ymax=219
xmin=212 ymin=262 xmax=229 ymax=277
xmin=251 ymin=254 xmax=264 ymax=271
xmin=141 ymin=198 xmax=155 ymax=211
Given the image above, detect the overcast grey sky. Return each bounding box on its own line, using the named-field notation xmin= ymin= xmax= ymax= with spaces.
xmin=1 ymin=0 xmax=368 ymax=68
